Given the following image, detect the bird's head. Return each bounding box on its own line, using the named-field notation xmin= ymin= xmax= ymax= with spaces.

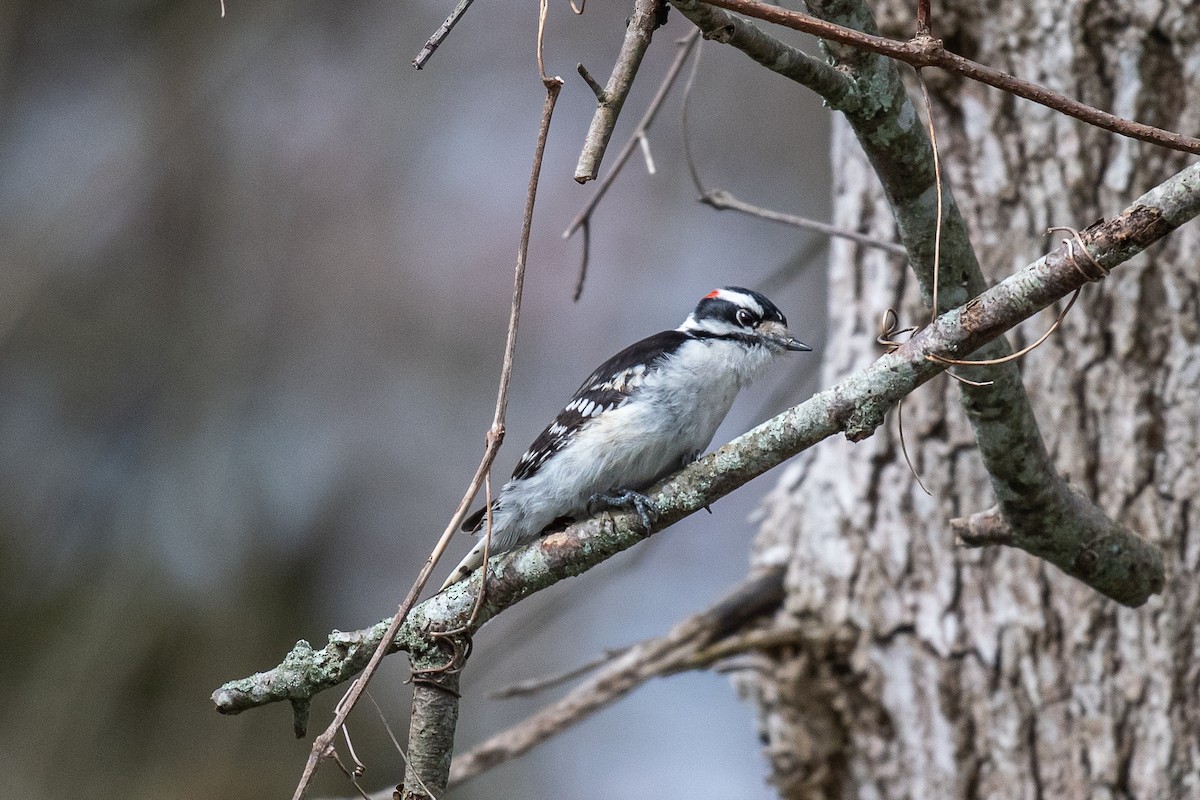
xmin=680 ymin=286 xmax=812 ymax=354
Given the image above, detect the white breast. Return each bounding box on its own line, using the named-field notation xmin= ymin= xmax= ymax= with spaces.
xmin=490 ymin=336 xmax=779 ymax=550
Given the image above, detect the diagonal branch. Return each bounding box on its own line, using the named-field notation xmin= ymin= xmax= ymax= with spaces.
xmin=699 ymin=189 xmax=909 ymax=256
xmin=396 ymin=71 xmax=566 ymax=800
xmin=214 ymin=159 xmax=1199 ymax=724
xmin=575 ymin=0 xmax=669 ymax=182
xmin=412 ymin=0 xmax=477 ymax=70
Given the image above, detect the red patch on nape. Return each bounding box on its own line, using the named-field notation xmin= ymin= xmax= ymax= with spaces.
xmin=704 ymin=289 xmax=721 ymax=299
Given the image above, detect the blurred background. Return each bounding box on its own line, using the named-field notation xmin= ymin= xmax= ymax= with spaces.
xmin=0 ymin=1 xmax=829 ymax=797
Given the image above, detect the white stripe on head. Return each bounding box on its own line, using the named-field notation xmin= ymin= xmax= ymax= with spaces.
xmin=706 ymin=287 xmax=764 ymax=316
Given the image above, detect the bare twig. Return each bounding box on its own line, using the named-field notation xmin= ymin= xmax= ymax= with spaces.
xmin=413 ymin=0 xmax=477 ymax=70
xmin=571 ymin=219 xmax=591 ymax=302
xmin=576 ymin=63 xmax=606 ymax=99
xmin=674 ymin=35 xmax=902 ymax=257
xmin=365 ymin=691 xmax=437 ymax=800
xmin=564 ymin=29 xmax=700 ymax=296
xmin=565 ymin=31 xmax=699 ymax=236
xmin=700 ymin=189 xmax=908 ymax=256
xmin=575 ymin=0 xmax=669 ymax=182
xmin=688 ymin=0 xmax=1200 ymax=155
xmin=290 ymin=355 xmax=514 ymax=800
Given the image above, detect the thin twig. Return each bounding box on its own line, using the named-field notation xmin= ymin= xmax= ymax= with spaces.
xmin=365 ymin=691 xmax=438 ymax=800
xmin=329 ymin=754 xmax=372 ymax=800
xmin=674 ymin=34 xmax=901 ymax=257
xmin=576 ymin=63 xmax=606 ymax=99
xmin=896 ymin=399 xmax=931 ymax=496
xmin=290 ymin=391 xmax=512 ymax=800
xmin=680 ymin=32 xmax=705 ymax=195
xmin=700 ymin=189 xmax=909 ymax=256
xmin=690 ymin=0 xmax=1200 ymax=155
xmin=575 ymin=0 xmax=669 ymax=182
xmin=572 ymin=219 xmax=590 ymax=302
xmin=536 ymin=0 xmax=552 ymax=84
xmin=413 ymin=0 xmax=477 ymax=70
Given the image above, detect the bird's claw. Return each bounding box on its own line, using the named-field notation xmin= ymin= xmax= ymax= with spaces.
xmin=588 ymin=489 xmax=659 ymax=530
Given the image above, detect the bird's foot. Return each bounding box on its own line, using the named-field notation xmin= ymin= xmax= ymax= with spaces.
xmin=588 ymin=489 xmax=659 ymax=530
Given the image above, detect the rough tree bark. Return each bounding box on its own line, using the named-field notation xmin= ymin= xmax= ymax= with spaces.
xmin=741 ymin=2 xmax=1200 ymax=798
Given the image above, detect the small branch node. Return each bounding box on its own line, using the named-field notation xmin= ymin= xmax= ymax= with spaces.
xmin=951 ymin=505 xmax=1014 ymax=546
xmin=577 ymin=63 xmax=606 ymax=101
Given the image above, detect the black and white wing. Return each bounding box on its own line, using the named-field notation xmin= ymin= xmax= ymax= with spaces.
xmin=512 ymin=329 xmax=689 ymax=480
xmin=461 ymin=329 xmax=689 ymax=532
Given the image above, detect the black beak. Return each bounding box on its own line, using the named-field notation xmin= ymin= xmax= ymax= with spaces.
xmin=785 ymin=337 xmax=813 ymax=352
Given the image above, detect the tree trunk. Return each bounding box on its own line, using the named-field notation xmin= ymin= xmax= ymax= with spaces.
xmin=741 ymin=2 xmax=1200 ymax=797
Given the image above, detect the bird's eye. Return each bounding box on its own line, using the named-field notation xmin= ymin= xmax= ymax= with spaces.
xmin=735 ymin=308 xmax=755 ymax=327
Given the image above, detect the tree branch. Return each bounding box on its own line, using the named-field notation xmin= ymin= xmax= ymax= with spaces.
xmin=690 ymin=0 xmax=1200 ymax=156
xmin=575 ymin=0 xmax=669 ymax=183
xmin=215 ymin=159 xmax=1197 ymax=725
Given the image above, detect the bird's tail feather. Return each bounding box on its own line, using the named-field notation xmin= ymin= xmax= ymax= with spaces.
xmin=439 ymin=537 xmax=487 ymax=591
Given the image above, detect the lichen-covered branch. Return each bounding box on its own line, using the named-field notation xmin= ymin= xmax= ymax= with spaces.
xmin=400 ymin=667 xmax=460 ymax=800
xmin=214 ymin=163 xmax=1196 ymax=722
